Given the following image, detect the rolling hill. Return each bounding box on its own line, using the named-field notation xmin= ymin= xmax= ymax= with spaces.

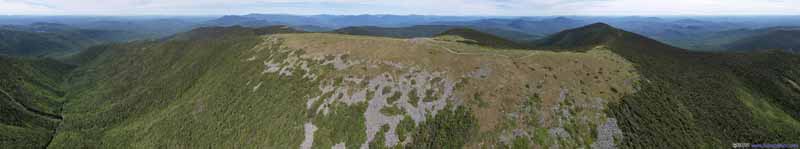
xmin=724 ymin=29 xmax=800 ymax=53
xmin=670 ymin=26 xmax=800 ymax=51
xmin=0 ymin=23 xmax=139 ymax=57
xmin=332 ymin=25 xmax=455 ymax=38
xmin=332 ymin=25 xmax=540 ymax=43
xmin=203 ymin=14 xmax=486 ymax=29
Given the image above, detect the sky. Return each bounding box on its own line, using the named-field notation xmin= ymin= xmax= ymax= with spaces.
xmin=1 ymin=0 xmax=799 ymax=16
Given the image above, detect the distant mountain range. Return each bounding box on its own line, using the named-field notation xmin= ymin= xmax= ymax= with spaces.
xmin=204 ymin=14 xmax=488 ymax=28
xmin=332 ymin=25 xmax=540 ymax=43
xmin=202 ymin=14 xmax=800 ymax=52
xmin=432 ymin=17 xmax=588 ymax=36
xmin=3 ymin=14 xmax=799 ymax=54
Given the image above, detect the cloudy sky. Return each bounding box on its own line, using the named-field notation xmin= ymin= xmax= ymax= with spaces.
xmin=1 ymin=0 xmax=798 ymax=16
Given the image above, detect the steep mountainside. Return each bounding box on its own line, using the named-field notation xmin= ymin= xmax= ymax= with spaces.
xmin=724 ymin=29 xmax=800 ymax=53
xmin=537 ymin=23 xmax=800 ymax=147
xmin=0 ymin=56 xmax=73 ymax=148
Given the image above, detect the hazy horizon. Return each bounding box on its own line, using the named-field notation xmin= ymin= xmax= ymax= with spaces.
xmin=2 ymin=0 xmax=799 ymax=16
xmin=3 ymin=14 xmax=800 ymax=17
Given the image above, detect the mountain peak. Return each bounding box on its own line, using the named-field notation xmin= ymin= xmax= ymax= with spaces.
xmin=551 ymin=16 xmax=574 ymax=21
xmin=532 ymin=22 xmax=621 ymax=49
xmin=585 ymin=22 xmax=614 ymax=29
xmin=534 ymin=22 xmax=686 ymax=55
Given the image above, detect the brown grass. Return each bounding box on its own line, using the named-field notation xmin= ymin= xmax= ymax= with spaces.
xmin=275 ymin=33 xmax=640 ymax=147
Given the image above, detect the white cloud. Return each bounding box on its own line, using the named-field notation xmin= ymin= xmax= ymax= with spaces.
xmin=0 ymin=0 xmax=55 ymax=14
xmin=0 ymin=0 xmax=798 ymax=15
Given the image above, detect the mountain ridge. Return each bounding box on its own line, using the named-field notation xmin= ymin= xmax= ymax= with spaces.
xmin=0 ymin=22 xmax=797 ymax=148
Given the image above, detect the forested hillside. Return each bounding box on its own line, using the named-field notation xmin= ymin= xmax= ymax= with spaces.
xmin=537 ymin=23 xmax=800 ymax=147
xmin=0 ymin=56 xmax=73 ymax=148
